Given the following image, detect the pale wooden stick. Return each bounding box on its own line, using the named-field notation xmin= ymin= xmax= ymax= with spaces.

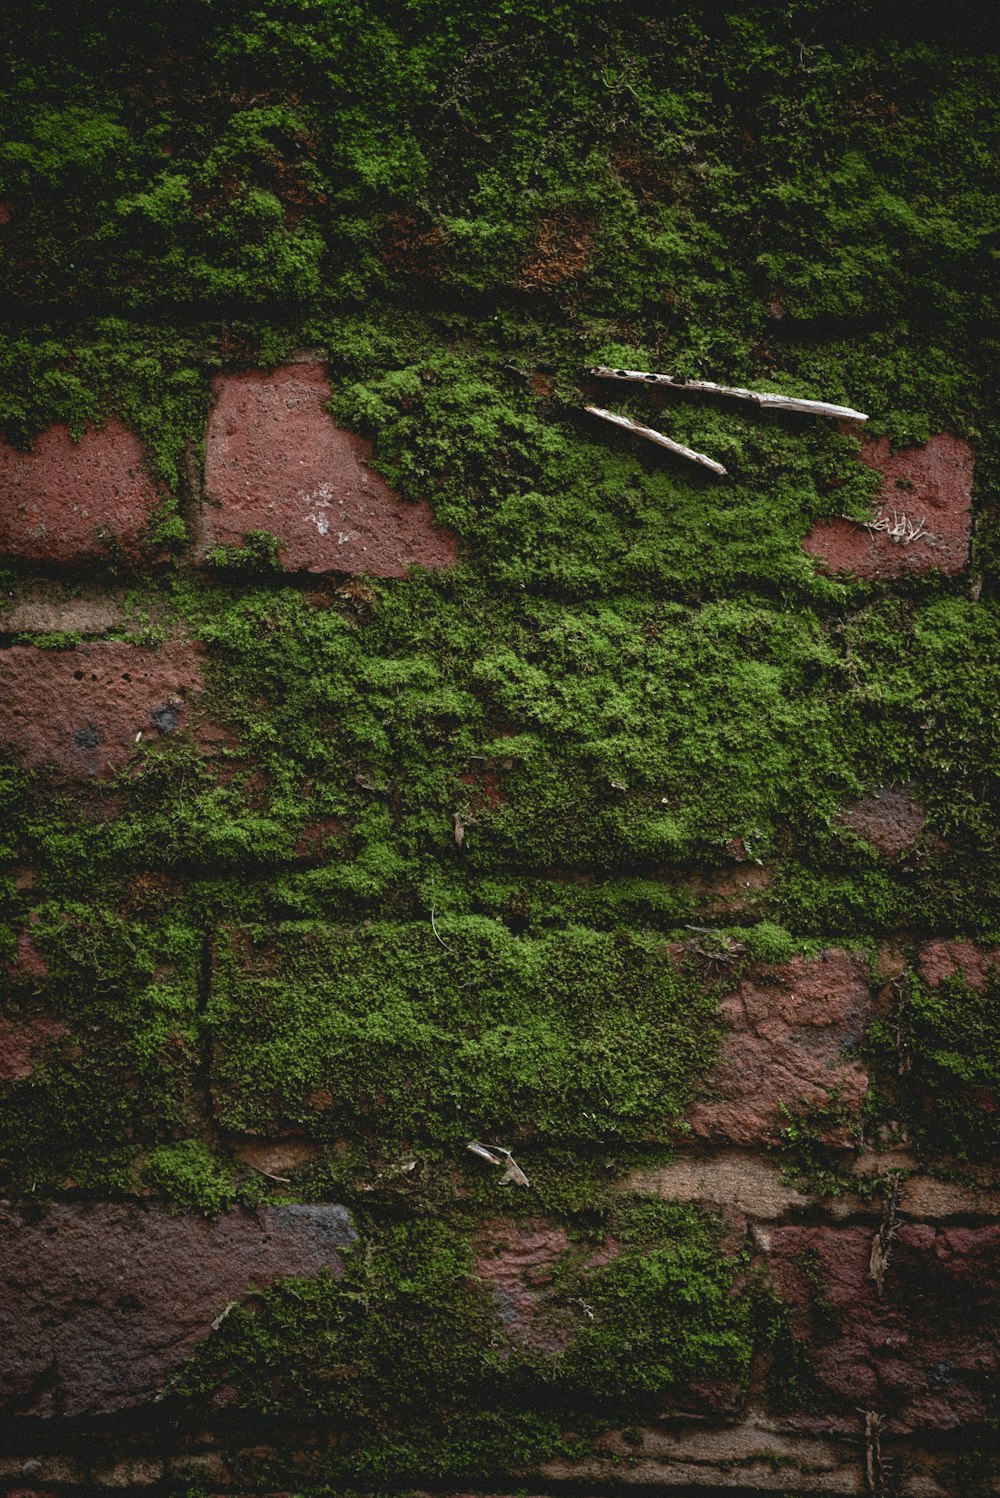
xmin=584 ymin=405 xmax=728 ymax=477
xmin=589 ymin=365 xmax=868 ymax=422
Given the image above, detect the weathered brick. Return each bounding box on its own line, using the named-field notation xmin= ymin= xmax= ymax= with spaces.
xmin=0 ymin=1017 xmax=67 ymax=1083
xmin=803 ymin=432 xmax=974 ymax=578
xmin=838 ymin=784 xmax=929 ymax=858
xmin=0 ymin=640 xmax=205 ymax=778
xmin=199 ymin=362 xmax=458 ymax=575
xmin=0 ymin=1202 xmax=356 ymax=1417
xmin=0 ymin=421 xmax=168 ymax=567
xmin=767 ymin=1221 xmax=1000 ymax=1433
xmin=918 ymin=938 xmax=1000 ymax=990
xmin=685 ymin=949 xmax=871 ymax=1146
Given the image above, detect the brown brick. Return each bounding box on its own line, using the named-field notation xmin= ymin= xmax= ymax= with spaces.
xmin=0 ymin=421 xmax=168 ymax=567
xmin=200 ymin=362 xmax=458 ymax=576
xmin=838 ymin=784 xmax=928 ymax=858
xmin=803 ymin=431 xmax=974 ymax=579
xmin=768 ymin=1221 xmax=1000 ymax=1433
xmin=918 ymin=938 xmax=1000 ymax=990
xmin=685 ymin=949 xmax=871 ymax=1146
xmin=0 ymin=1202 xmax=356 ymax=1417
xmin=0 ymin=640 xmax=204 ymax=778
xmin=0 ymin=1017 xmax=67 ymax=1083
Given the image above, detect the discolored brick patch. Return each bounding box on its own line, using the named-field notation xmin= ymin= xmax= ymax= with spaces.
xmin=768 ymin=1222 xmax=1000 ymax=1433
xmin=0 ymin=1017 xmax=68 ymax=1083
xmin=0 ymin=1202 xmax=356 ymax=1416
xmin=918 ymin=939 xmax=1000 ymax=991
xmin=686 ymin=949 xmax=871 ymax=1145
xmin=0 ymin=421 xmax=168 ymax=567
xmin=838 ymin=784 xmax=927 ymax=858
xmin=200 ymin=362 xmax=458 ymax=576
xmin=0 ymin=640 xmax=205 ymax=778
xmin=473 ymin=1219 xmax=574 ymax=1354
xmin=803 ymin=432 xmax=974 ymax=579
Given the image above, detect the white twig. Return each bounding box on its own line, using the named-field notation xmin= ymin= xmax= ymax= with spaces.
xmin=589 ymin=366 xmax=869 ymax=422
xmin=431 ymin=904 xmax=449 ymax=949
xmin=865 ymin=509 xmax=929 ymax=546
xmin=584 ymin=405 xmax=727 ymax=476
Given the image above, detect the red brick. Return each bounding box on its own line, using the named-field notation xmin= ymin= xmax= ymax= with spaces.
xmin=685 ymin=949 xmax=870 ymax=1145
xmin=803 ymin=432 xmax=974 ymax=579
xmin=768 ymin=1222 xmax=1000 ymax=1433
xmin=200 ymin=362 xmax=458 ymax=576
xmin=0 ymin=420 xmax=168 ymax=566
xmin=0 ymin=1202 xmax=356 ymax=1417
xmin=918 ymin=939 xmax=1000 ymax=991
xmin=0 ymin=640 xmax=204 ymax=779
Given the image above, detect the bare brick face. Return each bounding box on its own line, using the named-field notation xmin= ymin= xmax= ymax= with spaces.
xmin=0 ymin=640 xmax=205 ymax=778
xmin=0 ymin=421 xmax=167 ymax=566
xmin=0 ymin=1203 xmax=356 ymax=1416
xmin=685 ymin=950 xmax=871 ymax=1145
xmin=199 ymin=362 xmax=459 ymax=575
xmin=803 ymin=432 xmax=974 ymax=579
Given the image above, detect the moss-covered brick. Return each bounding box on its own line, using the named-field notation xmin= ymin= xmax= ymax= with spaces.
xmin=207 ymin=919 xmax=720 ymax=1147
xmin=0 ymin=901 xmax=201 ymax=1192
xmin=176 ymin=1202 xmax=755 ymax=1480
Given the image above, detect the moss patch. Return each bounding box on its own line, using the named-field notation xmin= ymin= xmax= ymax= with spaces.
xmin=207 ymin=918 xmax=720 ymax=1148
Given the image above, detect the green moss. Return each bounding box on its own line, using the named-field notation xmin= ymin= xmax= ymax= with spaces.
xmin=0 ymin=901 xmax=202 ymax=1193
xmin=207 ymin=918 xmax=721 ymax=1147
xmin=145 ymin=1138 xmax=238 ymax=1216
xmin=869 ymin=966 xmax=1000 ymax=1164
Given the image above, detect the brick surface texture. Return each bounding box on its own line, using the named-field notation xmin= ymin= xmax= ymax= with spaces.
xmin=200 ymin=362 xmax=459 ymax=575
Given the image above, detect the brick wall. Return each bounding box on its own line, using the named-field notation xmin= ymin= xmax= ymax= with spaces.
xmin=2 ymin=5 xmax=998 ymax=1496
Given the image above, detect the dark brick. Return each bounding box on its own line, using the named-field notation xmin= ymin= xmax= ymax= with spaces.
xmin=0 ymin=1202 xmax=356 ymax=1417
xmin=768 ymin=1222 xmax=1000 ymax=1433
xmin=0 ymin=640 xmax=205 ymax=778
xmin=839 ymin=784 xmax=929 ymax=858
xmin=199 ymin=362 xmax=458 ymax=576
xmin=0 ymin=421 xmax=168 ymax=567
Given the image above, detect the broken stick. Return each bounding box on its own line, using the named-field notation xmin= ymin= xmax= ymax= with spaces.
xmin=588 ymin=366 xmax=869 ymax=422
xmin=584 ymin=405 xmax=727 ymax=476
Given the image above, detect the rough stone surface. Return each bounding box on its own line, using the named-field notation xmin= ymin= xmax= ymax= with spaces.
xmin=918 ymin=938 xmax=1000 ymax=990
xmin=803 ymin=432 xmax=974 ymax=579
xmin=839 ymin=785 xmax=927 ymax=858
xmin=0 ymin=1202 xmax=357 ymax=1417
xmin=0 ymin=421 xmax=167 ymax=567
xmin=685 ymin=950 xmax=871 ymax=1145
xmin=0 ymin=592 xmax=125 ymax=636
xmin=200 ymin=363 xmax=459 ymax=576
xmin=623 ymin=1152 xmax=809 ymax=1218
xmin=768 ymin=1222 xmax=1000 ymax=1434
xmin=0 ymin=640 xmax=204 ymax=778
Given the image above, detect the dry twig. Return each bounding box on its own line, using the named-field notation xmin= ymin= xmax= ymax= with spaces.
xmin=589 ymin=365 xmax=869 ymax=422
xmin=584 ymin=405 xmax=727 ymax=475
